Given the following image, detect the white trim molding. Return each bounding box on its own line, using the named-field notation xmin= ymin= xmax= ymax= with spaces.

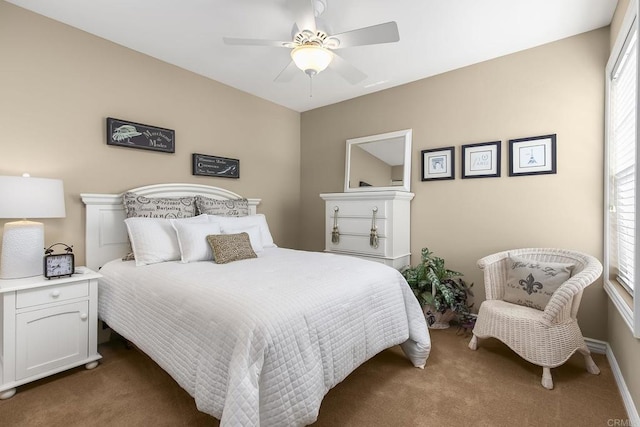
xmin=594 ymin=338 xmax=640 ymax=426
xmin=605 ymin=279 xmax=635 ymax=334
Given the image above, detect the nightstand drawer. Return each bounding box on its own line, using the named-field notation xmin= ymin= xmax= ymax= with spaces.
xmin=16 ymin=281 xmax=89 ymax=308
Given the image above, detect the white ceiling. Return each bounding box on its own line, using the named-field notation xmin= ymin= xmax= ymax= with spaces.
xmin=7 ymin=0 xmax=618 ymax=112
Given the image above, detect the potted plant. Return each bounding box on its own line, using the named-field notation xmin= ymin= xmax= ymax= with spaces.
xmin=401 ymin=248 xmax=474 ymax=329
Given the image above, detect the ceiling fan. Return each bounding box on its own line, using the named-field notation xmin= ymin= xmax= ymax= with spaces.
xmin=222 ymin=0 xmax=400 ymax=86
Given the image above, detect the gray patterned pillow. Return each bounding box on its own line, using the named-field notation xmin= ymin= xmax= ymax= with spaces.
xmin=195 ymin=196 xmax=249 ymax=217
xmin=123 ymin=192 xmax=197 ymax=218
xmin=206 ymin=232 xmax=257 ymax=264
xmin=503 ymin=255 xmax=574 ymax=310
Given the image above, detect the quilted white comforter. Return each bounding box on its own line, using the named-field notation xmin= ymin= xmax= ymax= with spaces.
xmin=98 ymin=248 xmax=430 ymax=426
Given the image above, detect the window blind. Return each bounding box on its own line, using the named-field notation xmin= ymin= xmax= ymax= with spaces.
xmin=610 ymin=28 xmax=638 ymax=294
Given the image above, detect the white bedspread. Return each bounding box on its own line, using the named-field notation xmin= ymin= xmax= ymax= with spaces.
xmin=98 ymin=248 xmax=430 ymax=426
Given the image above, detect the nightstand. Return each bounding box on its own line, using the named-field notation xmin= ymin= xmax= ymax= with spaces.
xmin=0 ymin=268 xmax=102 ymax=399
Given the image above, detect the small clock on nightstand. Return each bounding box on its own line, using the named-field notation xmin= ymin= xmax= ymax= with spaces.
xmin=43 ymin=243 xmax=75 ymax=279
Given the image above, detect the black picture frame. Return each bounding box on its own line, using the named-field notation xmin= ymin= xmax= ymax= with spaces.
xmin=461 ymin=141 xmax=501 ymax=179
xmin=192 ymin=153 xmax=240 ymax=179
xmin=421 ymin=146 xmax=455 ymax=181
xmin=508 ymin=134 xmax=557 ymax=177
xmin=106 ymin=117 xmax=175 ymax=153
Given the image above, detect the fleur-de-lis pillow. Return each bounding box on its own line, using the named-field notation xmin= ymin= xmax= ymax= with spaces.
xmin=503 ymin=255 xmax=575 ymax=310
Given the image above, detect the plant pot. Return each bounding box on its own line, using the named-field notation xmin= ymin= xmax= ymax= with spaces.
xmin=423 ymin=305 xmax=456 ymax=329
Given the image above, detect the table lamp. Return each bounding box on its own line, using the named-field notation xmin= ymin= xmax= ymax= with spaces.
xmin=0 ymin=174 xmax=66 ymax=279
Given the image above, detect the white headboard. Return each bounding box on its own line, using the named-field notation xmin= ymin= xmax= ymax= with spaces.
xmin=81 ymin=183 xmax=261 ymax=271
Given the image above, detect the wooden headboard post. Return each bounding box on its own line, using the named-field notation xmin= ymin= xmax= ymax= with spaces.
xmin=81 ymin=183 xmax=261 ymax=271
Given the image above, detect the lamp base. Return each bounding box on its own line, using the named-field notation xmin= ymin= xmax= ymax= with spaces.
xmin=0 ymin=220 xmax=44 ymax=279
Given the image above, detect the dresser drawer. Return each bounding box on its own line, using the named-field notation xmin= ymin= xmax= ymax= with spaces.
xmin=326 ymin=200 xmax=389 ymax=218
xmin=327 ymin=234 xmax=389 ymax=257
xmin=326 ymin=217 xmax=388 ymax=236
xmin=16 ymin=281 xmax=89 ymax=309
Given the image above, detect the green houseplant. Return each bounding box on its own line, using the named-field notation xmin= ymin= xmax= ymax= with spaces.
xmin=401 ymin=248 xmax=474 ymax=328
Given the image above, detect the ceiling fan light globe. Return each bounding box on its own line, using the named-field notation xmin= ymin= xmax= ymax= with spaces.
xmin=291 ymin=45 xmax=333 ymax=75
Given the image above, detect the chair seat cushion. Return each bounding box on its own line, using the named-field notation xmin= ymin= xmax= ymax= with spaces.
xmin=503 ymin=255 xmax=574 ymax=310
xmin=473 ymin=299 xmax=585 ymax=367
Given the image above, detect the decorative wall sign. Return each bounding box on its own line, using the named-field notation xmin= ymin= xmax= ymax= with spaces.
xmin=192 ymin=153 xmax=240 ymax=179
xmin=508 ymin=134 xmax=557 ymax=176
xmin=106 ymin=117 xmax=175 ymax=153
xmin=462 ymin=141 xmax=501 ymax=179
xmin=421 ymin=146 xmax=455 ymax=181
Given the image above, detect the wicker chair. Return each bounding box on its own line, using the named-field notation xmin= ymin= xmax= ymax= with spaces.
xmin=468 ymin=248 xmax=602 ymax=389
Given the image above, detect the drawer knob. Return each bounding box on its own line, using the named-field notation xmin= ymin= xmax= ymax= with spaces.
xmin=80 ymin=313 xmax=88 ymax=321
xmin=51 ymin=290 xmax=61 ymax=298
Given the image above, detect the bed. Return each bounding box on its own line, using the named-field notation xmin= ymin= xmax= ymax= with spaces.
xmin=81 ymin=183 xmax=431 ymax=426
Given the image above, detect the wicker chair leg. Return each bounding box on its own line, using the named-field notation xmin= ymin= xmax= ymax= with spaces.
xmin=541 ymin=367 xmax=553 ymax=390
xmin=468 ymin=334 xmax=478 ymax=350
xmin=578 ymin=347 xmax=601 ymax=375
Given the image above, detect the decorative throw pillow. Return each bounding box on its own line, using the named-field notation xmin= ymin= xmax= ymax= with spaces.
xmin=195 ymin=196 xmax=249 ymax=217
xmin=503 ymin=255 xmax=575 ymax=310
xmin=206 ymin=232 xmax=257 ymax=264
xmin=171 ymin=220 xmax=222 ymax=263
xmin=123 ymin=192 xmax=197 ymax=218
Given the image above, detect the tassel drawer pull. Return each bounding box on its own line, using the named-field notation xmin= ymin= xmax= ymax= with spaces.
xmin=370 ymin=207 xmax=379 ymax=248
xmin=331 ymin=206 xmax=340 ymax=244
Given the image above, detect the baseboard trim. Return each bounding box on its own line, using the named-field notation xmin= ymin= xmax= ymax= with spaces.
xmin=586 ymin=337 xmax=640 ymax=426
xmin=585 ymin=337 xmax=607 ymax=354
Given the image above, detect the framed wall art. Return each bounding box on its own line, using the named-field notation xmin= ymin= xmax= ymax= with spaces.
xmin=192 ymin=153 xmax=240 ymax=178
xmin=106 ymin=117 xmax=175 ymax=153
xmin=461 ymin=141 xmax=501 ymax=179
xmin=508 ymin=134 xmax=556 ymax=177
xmin=421 ymin=146 xmax=455 ymax=181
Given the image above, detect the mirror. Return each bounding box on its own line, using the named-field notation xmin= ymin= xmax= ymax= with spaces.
xmin=344 ymin=129 xmax=412 ymax=192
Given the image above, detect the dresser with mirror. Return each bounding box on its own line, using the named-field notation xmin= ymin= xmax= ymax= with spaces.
xmin=320 ymin=129 xmax=414 ymax=269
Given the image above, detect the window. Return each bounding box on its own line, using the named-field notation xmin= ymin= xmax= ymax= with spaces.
xmin=605 ymin=2 xmax=640 ymax=337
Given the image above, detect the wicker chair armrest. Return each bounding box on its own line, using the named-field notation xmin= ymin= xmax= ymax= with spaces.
xmin=477 ymin=250 xmax=511 ymax=300
xmin=541 ymin=257 xmax=603 ymax=324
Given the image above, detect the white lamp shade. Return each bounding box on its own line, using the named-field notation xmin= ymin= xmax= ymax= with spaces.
xmin=0 ymin=176 xmax=66 ymax=219
xmin=291 ymin=45 xmax=333 ymax=75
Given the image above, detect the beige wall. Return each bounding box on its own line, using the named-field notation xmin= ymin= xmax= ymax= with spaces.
xmin=301 ymin=27 xmax=609 ymax=340
xmin=607 ymin=0 xmax=640 ymax=416
xmin=0 ymin=1 xmax=301 ymax=265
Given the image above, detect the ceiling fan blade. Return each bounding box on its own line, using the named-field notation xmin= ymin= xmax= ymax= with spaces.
xmin=329 ymin=53 xmax=367 ymax=85
xmin=288 ymin=0 xmax=316 ymax=33
xmin=223 ymin=37 xmax=291 ymax=48
xmin=275 ymin=61 xmax=300 ymax=83
xmin=331 ymin=21 xmax=399 ymax=49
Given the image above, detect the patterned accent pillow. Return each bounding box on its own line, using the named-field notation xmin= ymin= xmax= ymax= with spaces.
xmin=206 ymin=232 xmax=257 ymax=264
xmin=123 ymin=192 xmax=197 ymax=218
xmin=503 ymin=255 xmax=575 ymax=310
xmin=195 ymin=196 xmax=249 ymax=217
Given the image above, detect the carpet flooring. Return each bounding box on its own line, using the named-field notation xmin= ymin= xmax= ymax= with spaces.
xmin=0 ymin=327 xmax=628 ymax=426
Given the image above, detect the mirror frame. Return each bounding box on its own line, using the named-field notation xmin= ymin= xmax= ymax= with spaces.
xmin=344 ymin=129 xmax=413 ymax=192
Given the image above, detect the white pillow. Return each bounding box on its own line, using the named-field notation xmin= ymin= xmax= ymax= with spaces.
xmin=125 ymin=215 xmax=208 ymax=266
xmin=221 ymin=223 xmax=263 ymax=253
xmin=171 ymin=220 xmax=222 ymax=263
xmin=208 ymin=214 xmax=276 ymax=248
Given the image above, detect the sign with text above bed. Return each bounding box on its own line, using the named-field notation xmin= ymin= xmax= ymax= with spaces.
xmin=106 ymin=117 xmax=175 ymax=153
xmin=192 ymin=153 xmax=240 ymax=179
